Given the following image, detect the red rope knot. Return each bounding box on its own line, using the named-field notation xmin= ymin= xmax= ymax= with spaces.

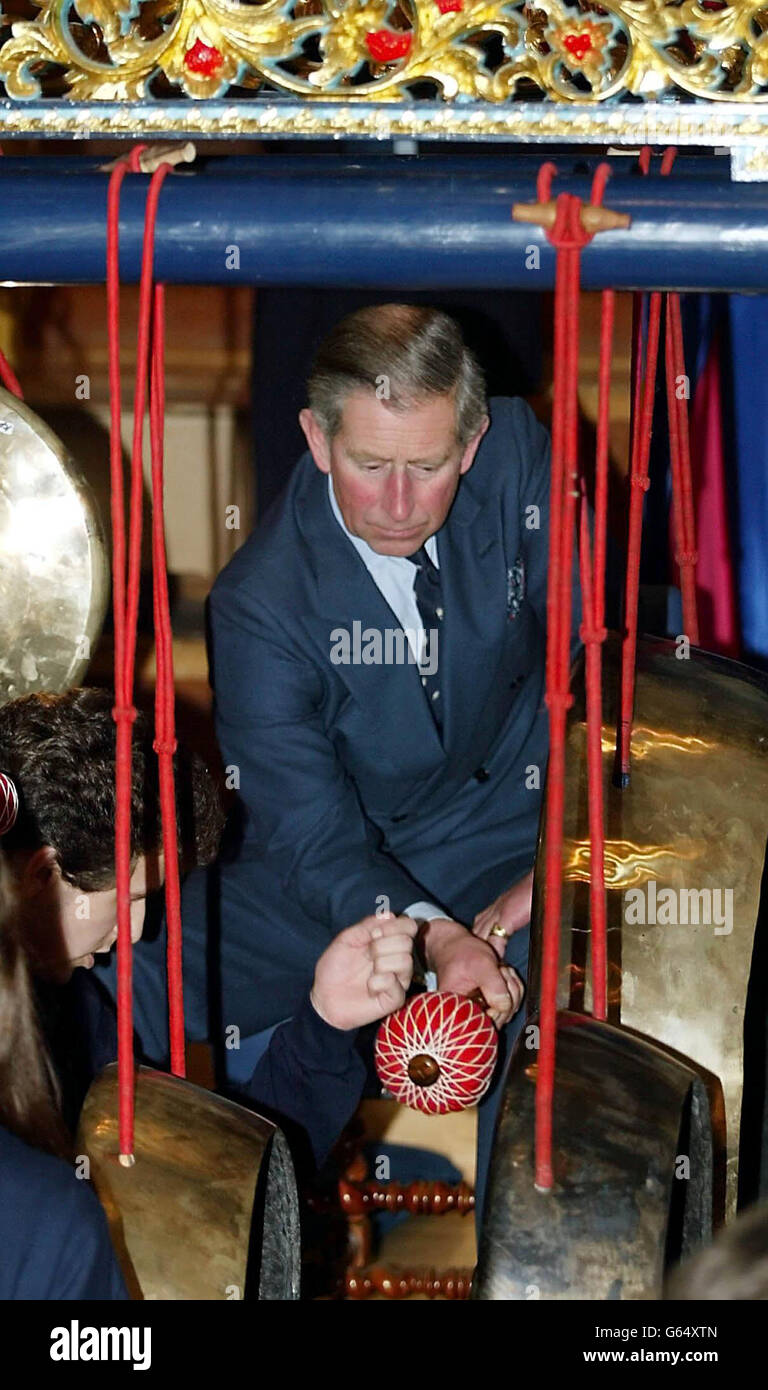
xmin=675 ymin=549 xmax=699 ymax=567
xmin=630 ymin=474 xmax=651 ymax=491
xmin=579 ymin=622 xmax=608 ymax=646
xmin=546 ymin=193 xmax=592 ymax=253
xmin=112 ymin=704 xmax=138 ymax=725
xmin=544 ymin=690 xmax=575 ymax=713
xmin=153 ymin=737 xmax=178 ymax=757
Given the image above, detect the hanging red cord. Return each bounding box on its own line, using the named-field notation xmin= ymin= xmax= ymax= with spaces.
xmin=533 ymin=170 xmax=590 ymax=1191
xmin=615 ymin=146 xmax=698 ymax=781
xmin=579 ymin=162 xmax=613 ymax=1023
xmin=149 ymin=275 xmax=186 ymax=1080
xmin=128 ymin=161 xmax=185 ymax=1080
xmin=107 ymin=148 xmax=183 ymax=1161
xmin=0 ymin=348 xmax=23 ymax=399
xmin=615 ymin=172 xmax=664 ymax=780
xmin=512 ymin=164 xmax=625 ymax=1187
xmin=107 ymin=145 xmax=147 ymax=1165
xmin=0 ymin=144 xmax=23 ymax=399
xmin=665 ymin=292 xmax=700 ymax=644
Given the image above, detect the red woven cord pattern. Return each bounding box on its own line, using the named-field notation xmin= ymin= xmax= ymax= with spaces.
xmin=375 ymin=993 xmax=498 ymax=1114
xmin=0 ymin=771 xmax=19 ymax=835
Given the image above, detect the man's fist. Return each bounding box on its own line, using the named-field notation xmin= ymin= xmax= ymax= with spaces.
xmin=310 ymin=913 xmax=418 ymax=1032
xmin=421 ymin=918 xmax=524 ymax=1029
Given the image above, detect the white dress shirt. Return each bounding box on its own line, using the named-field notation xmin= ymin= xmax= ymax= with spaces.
xmin=327 ymin=475 xmax=439 ymax=665
xmin=327 ymin=475 xmax=446 ymax=934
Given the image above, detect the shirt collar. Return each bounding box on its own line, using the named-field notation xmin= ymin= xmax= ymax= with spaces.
xmin=327 ymin=475 xmax=439 ymax=568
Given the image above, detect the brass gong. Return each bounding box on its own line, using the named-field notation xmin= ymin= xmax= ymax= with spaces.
xmin=0 ymin=385 xmax=108 ymax=704
xmin=529 ymin=633 xmax=768 ymax=1219
xmin=78 ymin=1065 xmax=301 ymax=1301
xmin=478 ymin=633 xmax=768 ymax=1299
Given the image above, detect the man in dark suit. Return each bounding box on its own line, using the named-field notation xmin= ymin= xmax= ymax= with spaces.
xmin=123 ymin=303 xmax=563 ymax=1216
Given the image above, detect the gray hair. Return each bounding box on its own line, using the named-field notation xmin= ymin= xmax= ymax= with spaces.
xmin=307 ymin=304 xmax=487 ymax=448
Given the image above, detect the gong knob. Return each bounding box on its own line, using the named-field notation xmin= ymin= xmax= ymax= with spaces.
xmin=407 ymin=1052 xmax=441 ymax=1086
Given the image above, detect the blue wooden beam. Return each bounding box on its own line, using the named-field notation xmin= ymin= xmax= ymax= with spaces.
xmin=0 ymin=156 xmax=764 ymax=291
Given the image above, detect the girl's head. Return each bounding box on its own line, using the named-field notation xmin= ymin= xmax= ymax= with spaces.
xmin=0 ymin=687 xmax=223 ymax=981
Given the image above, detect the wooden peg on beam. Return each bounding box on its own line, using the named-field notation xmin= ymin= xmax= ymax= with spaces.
xmin=100 ymin=142 xmax=197 ymax=175
xmin=512 ymin=201 xmax=631 ymax=233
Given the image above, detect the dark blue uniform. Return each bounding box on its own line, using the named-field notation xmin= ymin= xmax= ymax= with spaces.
xmin=0 ymin=1124 xmax=128 ymax=1300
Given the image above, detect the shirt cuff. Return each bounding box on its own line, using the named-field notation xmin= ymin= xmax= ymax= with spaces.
xmin=289 ymin=994 xmax=361 ymax=1075
xmin=403 ymin=900 xmax=446 ymax=922
xmin=404 ymin=902 xmax=456 ymax=992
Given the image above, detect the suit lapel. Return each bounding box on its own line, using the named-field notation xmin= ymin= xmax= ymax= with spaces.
xmin=438 ymin=476 xmax=506 ymax=757
xmin=292 ymin=456 xmax=508 ymax=803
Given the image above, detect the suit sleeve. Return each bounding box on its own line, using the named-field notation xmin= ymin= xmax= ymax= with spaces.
xmin=210 ymin=583 xmax=432 ymax=933
xmin=506 ymin=397 xmax=582 ymax=656
xmin=246 ymin=996 xmax=365 ymax=1167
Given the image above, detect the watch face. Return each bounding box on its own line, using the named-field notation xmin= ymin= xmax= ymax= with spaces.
xmin=0 ymin=387 xmax=108 ymax=706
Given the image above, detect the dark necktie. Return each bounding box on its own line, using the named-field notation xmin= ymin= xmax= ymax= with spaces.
xmin=407 ymin=545 xmax=444 ymax=733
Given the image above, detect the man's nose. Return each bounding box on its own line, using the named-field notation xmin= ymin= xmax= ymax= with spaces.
xmin=383 ymin=469 xmax=413 ymax=520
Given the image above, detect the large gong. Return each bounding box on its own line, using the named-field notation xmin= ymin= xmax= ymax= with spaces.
xmin=0 ymin=385 xmax=108 ymax=703
xmin=528 ymin=635 xmax=768 ymax=1219
xmin=477 ymin=634 xmax=768 ymax=1299
xmin=78 ymin=1065 xmax=301 ymax=1301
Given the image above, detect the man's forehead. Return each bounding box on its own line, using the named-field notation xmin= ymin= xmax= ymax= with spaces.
xmin=336 ymin=389 xmax=458 ymax=457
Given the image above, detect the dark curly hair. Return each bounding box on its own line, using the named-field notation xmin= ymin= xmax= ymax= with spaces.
xmin=0 ymin=688 xmax=223 ymax=890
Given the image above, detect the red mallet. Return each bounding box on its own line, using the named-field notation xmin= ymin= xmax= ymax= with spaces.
xmin=375 ymin=991 xmax=498 ymax=1114
xmin=0 ymin=772 xmax=18 ymax=836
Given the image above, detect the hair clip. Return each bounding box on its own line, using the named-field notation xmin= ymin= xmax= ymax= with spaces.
xmin=0 ymin=772 xmax=19 ymax=836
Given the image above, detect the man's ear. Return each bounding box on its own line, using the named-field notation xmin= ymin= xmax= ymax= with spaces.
xmin=17 ymin=845 xmax=60 ymax=901
xmin=299 ymin=407 xmax=332 ymax=475
xmin=459 ymin=414 xmax=490 ymax=476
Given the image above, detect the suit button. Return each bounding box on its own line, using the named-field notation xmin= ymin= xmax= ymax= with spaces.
xmin=474 ymin=767 xmax=490 ymax=783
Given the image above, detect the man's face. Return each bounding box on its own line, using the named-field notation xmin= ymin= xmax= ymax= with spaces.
xmin=19 ymin=849 xmax=163 ymax=982
xmin=300 ymin=389 xmax=488 ymax=556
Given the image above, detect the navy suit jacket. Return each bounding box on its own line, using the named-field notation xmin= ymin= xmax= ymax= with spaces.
xmin=178 ymin=395 xmax=560 ymax=1034
xmin=106 ymin=394 xmax=575 ymax=1047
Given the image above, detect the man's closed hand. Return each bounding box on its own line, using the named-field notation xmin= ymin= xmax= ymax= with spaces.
xmin=310 ymin=913 xmax=417 ymax=1031
xmin=421 ymin=918 xmax=523 ymax=1028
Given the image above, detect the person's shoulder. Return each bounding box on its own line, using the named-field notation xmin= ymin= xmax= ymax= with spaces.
xmin=0 ymin=1125 xmax=126 ymax=1299
xmin=486 ymin=395 xmax=548 ymax=448
xmin=211 ymin=450 xmax=320 ymax=609
xmin=469 ymin=396 xmax=548 ymax=494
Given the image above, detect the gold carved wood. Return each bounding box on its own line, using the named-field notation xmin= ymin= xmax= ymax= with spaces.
xmin=3 ymin=0 xmax=768 ymax=105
